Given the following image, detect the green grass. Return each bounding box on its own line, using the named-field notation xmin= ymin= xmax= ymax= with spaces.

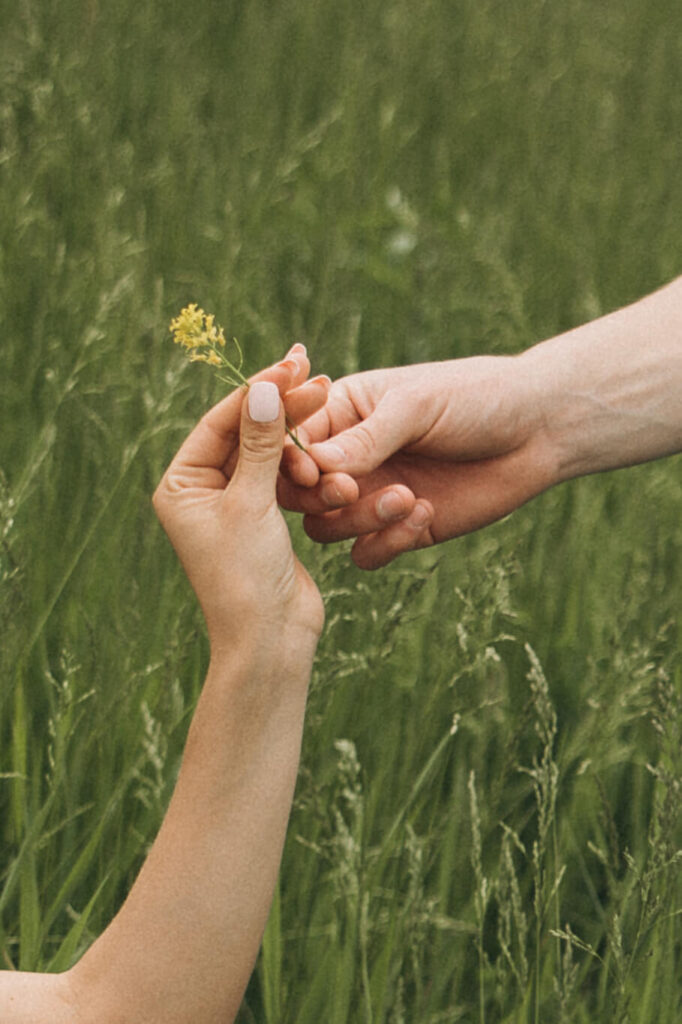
xmin=1 ymin=0 xmax=681 ymax=1020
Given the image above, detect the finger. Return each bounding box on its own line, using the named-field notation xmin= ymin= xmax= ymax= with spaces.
xmin=281 ymin=429 xmax=320 ymax=487
xmin=281 ymin=384 xmax=367 ymax=486
xmin=350 ymin=500 xmax=435 ymax=570
xmin=166 ymin=359 xmax=299 ymax=486
xmin=283 ymin=342 xmax=311 ymax=387
xmin=288 ymin=381 xmax=371 ymax=454
xmin=302 ymin=485 xmax=416 ymax=542
xmin=283 ymin=375 xmax=332 ymax=426
xmin=308 ymin=387 xmax=420 ymax=477
xmin=290 ymin=403 xmax=333 ymax=448
xmin=277 ymin=471 xmax=360 ymax=514
xmin=229 ymin=381 xmax=285 ymax=506
xmin=280 ymin=376 xmax=332 ymax=487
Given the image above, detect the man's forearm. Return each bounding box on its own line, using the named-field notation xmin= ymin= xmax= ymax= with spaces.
xmin=65 ymin=644 xmax=313 ymax=1023
xmin=521 ymin=276 xmax=682 ymax=482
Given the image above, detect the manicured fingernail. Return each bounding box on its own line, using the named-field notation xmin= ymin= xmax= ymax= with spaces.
xmin=408 ymin=504 xmax=430 ymax=529
xmin=287 ymin=342 xmax=307 ymax=357
xmin=278 ymin=358 xmax=299 ymax=373
xmin=377 ymin=491 xmax=406 ymax=521
xmin=309 ymin=374 xmax=332 ymax=387
xmin=249 ymin=381 xmax=280 ymax=422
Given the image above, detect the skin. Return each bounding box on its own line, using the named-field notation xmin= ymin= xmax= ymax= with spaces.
xmin=4 ymin=278 xmax=681 ymax=1017
xmin=280 ymin=276 xmax=682 ymax=569
xmin=0 ymin=344 xmax=328 ymax=1023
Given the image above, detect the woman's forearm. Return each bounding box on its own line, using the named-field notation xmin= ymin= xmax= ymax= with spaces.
xmin=522 ymin=276 xmax=682 ymax=482
xmin=65 ymin=641 xmax=314 ymax=1024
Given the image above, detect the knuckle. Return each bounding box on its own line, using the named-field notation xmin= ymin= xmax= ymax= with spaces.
xmin=348 ymin=422 xmax=376 ymax=461
xmin=239 ymin=433 xmax=276 ymax=464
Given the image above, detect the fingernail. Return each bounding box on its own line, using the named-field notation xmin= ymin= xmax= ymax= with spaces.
xmin=249 ymin=381 xmax=280 ymax=423
xmin=322 ymin=481 xmax=345 ymax=507
xmin=408 ymin=504 xmax=430 ymax=529
xmin=278 ymin=358 xmax=299 ymax=373
xmin=377 ymin=491 xmax=406 ymax=521
xmin=287 ymin=342 xmax=307 ymax=357
xmin=317 ymin=443 xmax=345 ymax=466
xmin=309 ymin=374 xmax=332 ymax=387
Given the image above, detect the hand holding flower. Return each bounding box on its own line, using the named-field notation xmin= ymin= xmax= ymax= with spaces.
xmin=170 ymin=304 xmax=307 ymax=449
xmin=153 ymin=348 xmax=327 ymax=660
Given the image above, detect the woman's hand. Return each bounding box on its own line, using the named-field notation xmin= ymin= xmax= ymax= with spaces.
xmin=153 ymin=346 xmax=328 ymax=659
xmin=60 ymin=350 xmax=332 ymax=1024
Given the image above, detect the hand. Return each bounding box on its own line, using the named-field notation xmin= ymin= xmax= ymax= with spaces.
xmin=278 ymin=356 xmax=558 ymax=569
xmin=153 ymin=347 xmax=328 ymax=658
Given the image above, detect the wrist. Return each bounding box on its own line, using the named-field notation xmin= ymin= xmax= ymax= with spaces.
xmin=207 ymin=625 xmax=318 ymax=693
xmin=518 ymin=332 xmax=628 ymax=484
xmin=520 ymin=281 xmax=682 ymax=483
xmin=516 ymin=339 xmax=587 ymax=485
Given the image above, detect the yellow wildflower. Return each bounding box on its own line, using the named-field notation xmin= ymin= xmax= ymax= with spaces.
xmin=168 ymin=302 xmax=306 ymax=451
xmin=204 ymin=313 xmax=226 ymax=347
xmin=169 ymin=302 xmax=248 ymax=390
xmin=169 ymin=302 xmax=209 ymax=349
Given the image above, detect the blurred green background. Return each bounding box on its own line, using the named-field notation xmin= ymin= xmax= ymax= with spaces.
xmin=0 ymin=1 xmax=680 ymax=1021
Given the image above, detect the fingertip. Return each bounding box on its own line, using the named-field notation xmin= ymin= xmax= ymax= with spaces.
xmin=261 ymin=351 xmax=309 ymax=395
xmin=351 ymin=534 xmax=394 ymax=571
xmin=282 ymin=442 xmax=320 ymax=487
xmin=277 ymin=357 xmax=300 ymax=376
xmin=376 ymin=485 xmax=415 ymax=523
xmin=308 ymin=441 xmax=347 ymax=472
xmin=285 ymin=342 xmax=307 ymax=359
xmin=287 ymin=348 xmax=310 ymax=387
xmin=302 ymin=511 xmax=328 ymax=543
xmin=319 ymin=472 xmax=359 ymax=508
xmin=350 ymin=501 xmax=434 ymax=569
xmin=233 ymin=381 xmax=286 ymax=495
xmin=283 ymin=375 xmax=331 ymax=428
xmin=251 ymin=361 xmax=296 ymax=397
xmin=248 ymin=380 xmax=281 ymax=423
xmin=405 ymin=501 xmax=433 ymax=531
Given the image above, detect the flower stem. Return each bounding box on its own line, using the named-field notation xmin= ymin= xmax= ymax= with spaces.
xmin=170 ymin=306 xmax=307 ymax=451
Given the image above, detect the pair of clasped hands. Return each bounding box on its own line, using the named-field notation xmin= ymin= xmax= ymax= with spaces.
xmin=156 ymin=274 xmax=682 ymax=655
xmin=9 ymin=284 xmax=678 ymax=1022
xmin=154 ymin=342 xmax=552 ymax=655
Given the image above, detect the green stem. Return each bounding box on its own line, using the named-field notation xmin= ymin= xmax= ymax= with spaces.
xmin=285 ymin=421 xmax=307 ymax=451
xmin=215 ymin=370 xmax=307 ymax=452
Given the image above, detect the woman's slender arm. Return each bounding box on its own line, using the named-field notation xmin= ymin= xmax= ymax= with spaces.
xmin=0 ymin=346 xmax=329 ymax=1023
xmin=65 ymin=645 xmax=316 ymax=1024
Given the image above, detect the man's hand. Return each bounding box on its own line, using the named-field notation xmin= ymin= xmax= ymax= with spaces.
xmin=278 ymin=357 xmax=557 ymax=569
xmin=279 ymin=277 xmax=682 ymax=570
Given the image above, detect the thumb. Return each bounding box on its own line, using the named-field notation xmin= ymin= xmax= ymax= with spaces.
xmin=310 ymin=388 xmax=417 ymax=476
xmin=230 ymin=381 xmax=285 ymax=504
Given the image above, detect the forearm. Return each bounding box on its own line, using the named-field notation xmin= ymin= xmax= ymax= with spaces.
xmin=521 ymin=276 xmax=682 ymax=481
xmin=66 ymin=643 xmax=314 ymax=1023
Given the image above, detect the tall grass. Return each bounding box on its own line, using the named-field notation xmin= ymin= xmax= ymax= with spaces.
xmin=1 ymin=0 xmax=680 ymax=1020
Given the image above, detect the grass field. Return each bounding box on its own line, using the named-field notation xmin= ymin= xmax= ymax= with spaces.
xmin=1 ymin=0 xmax=681 ymax=1020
